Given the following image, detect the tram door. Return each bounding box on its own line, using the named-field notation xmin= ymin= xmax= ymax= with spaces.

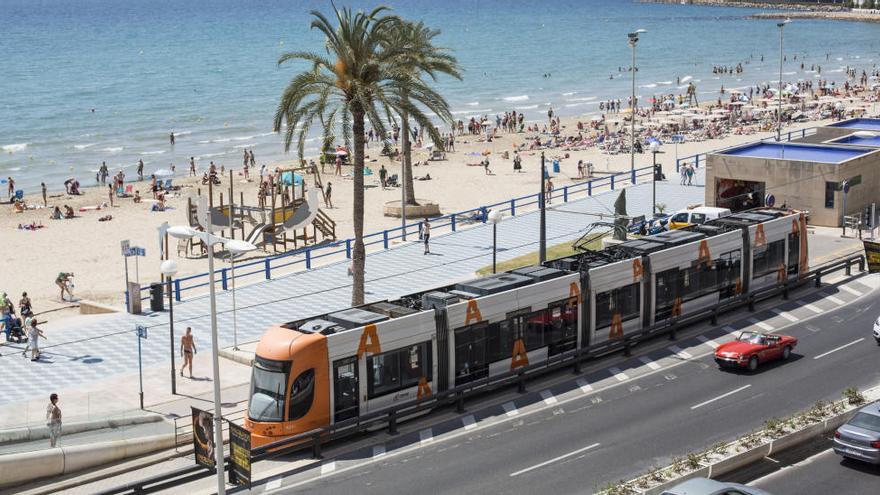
xmin=333 ymin=357 xmax=359 ymax=423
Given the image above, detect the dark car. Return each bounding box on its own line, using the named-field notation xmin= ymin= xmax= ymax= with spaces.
xmin=833 ymin=401 xmax=880 ymax=464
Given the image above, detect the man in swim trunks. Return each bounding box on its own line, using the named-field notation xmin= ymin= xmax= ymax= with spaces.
xmin=56 ymin=273 xmax=73 ymax=301
xmin=180 ymin=327 xmax=196 ymax=378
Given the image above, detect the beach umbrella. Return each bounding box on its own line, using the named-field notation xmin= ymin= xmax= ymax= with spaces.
xmin=154 ymin=168 xmax=174 ymax=177
xmin=335 ymin=146 xmax=348 ymax=156
xmin=663 ymin=99 xmax=675 ymax=105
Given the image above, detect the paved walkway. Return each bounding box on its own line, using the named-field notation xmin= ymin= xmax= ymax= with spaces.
xmin=0 ymin=175 xmax=706 ymax=419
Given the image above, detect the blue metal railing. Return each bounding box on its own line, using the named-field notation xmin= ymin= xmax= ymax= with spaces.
xmin=130 ymin=163 xmax=660 ymax=303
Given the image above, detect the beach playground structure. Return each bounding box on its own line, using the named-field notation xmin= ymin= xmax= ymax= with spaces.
xmin=183 ymin=167 xmax=336 ymax=256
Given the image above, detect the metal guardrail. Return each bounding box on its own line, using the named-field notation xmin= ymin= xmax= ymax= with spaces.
xmin=131 ymin=164 xmax=658 ymax=304
xmin=103 ymin=240 xmax=865 ymax=494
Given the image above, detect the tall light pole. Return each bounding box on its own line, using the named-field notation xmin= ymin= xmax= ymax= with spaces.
xmin=629 ymin=29 xmax=647 ymax=172
xmin=650 ymin=141 xmax=663 ymax=217
xmin=776 ymin=19 xmax=790 ymax=142
xmin=226 ymin=239 xmax=255 ymax=350
xmin=488 ymin=209 xmax=503 ymax=273
xmin=160 ymin=259 xmax=178 ymax=396
xmin=168 ymin=213 xmax=256 ymax=495
xmin=539 ymin=152 xmax=547 ymax=264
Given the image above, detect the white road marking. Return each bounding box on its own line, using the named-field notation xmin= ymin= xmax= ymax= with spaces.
xmin=321 ymin=461 xmax=336 ymax=475
xmin=608 ymin=367 xmax=629 ymax=381
xmin=638 ymin=356 xmax=662 ymax=370
xmin=796 ymin=300 xmax=824 ymax=314
xmin=747 ymin=317 xmax=774 ymax=331
xmin=419 ymin=428 xmax=434 ymax=446
xmin=772 ymin=308 xmax=799 ymax=322
xmin=509 ymin=442 xmax=601 ymax=477
xmin=462 ymin=414 xmax=477 ymax=430
xmin=813 ymin=338 xmax=865 ymax=360
xmin=266 ymin=477 xmax=283 ymax=490
xmin=840 ymin=285 xmax=863 ymax=297
xmin=696 ymin=335 xmax=720 ymax=349
xmin=540 ymin=389 xmax=558 ymax=405
xmin=502 ymin=402 xmax=519 ymax=417
xmin=690 ymin=385 xmax=752 ymax=410
xmin=668 ymin=345 xmax=693 ymax=360
xmin=576 ymin=378 xmax=593 ymax=393
xmin=373 ymin=445 xmax=386 ymax=458
xmin=826 ymin=295 xmax=846 ymax=305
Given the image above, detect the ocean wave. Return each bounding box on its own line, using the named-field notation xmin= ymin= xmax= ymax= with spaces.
xmin=564 ymin=102 xmax=594 ymax=108
xmin=639 ymin=83 xmax=657 ymax=88
xmin=515 ymin=104 xmax=539 ymax=110
xmin=782 ymin=71 xmax=797 ymax=75
xmin=465 ymin=101 xmax=480 ymax=106
xmin=452 ymin=108 xmax=492 ymax=115
xmin=233 ymin=135 xmax=255 ymax=141
xmin=566 ymin=96 xmax=597 ymax=102
xmin=7 ymin=167 xmax=22 ymax=172
xmin=233 ymin=143 xmax=255 ymax=149
xmin=198 ymin=138 xmax=231 ymax=144
xmin=101 ymin=146 xmax=124 ymax=153
xmin=141 ymin=150 xmax=166 ymax=155
xmin=2 ymin=143 xmax=28 ymax=153
xmin=656 ymin=81 xmax=673 ymax=85
xmin=680 ymin=75 xmax=693 ymax=83
xmin=562 ymin=91 xmax=577 ymax=96
xmin=174 ymin=130 xmax=193 ymax=136
xmin=73 ymin=143 xmax=96 ymax=150
xmin=197 ymin=152 xmax=228 ymax=159
xmin=257 ymin=131 xmax=275 ymax=137
xmin=502 ymin=95 xmax=529 ymax=102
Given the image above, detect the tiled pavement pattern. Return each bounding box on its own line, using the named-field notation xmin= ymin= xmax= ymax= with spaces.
xmin=0 ymin=178 xmax=707 ymax=407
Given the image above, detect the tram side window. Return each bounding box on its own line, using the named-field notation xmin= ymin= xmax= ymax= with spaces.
xmin=545 ymin=301 xmax=578 ymax=355
xmin=524 ymin=309 xmax=547 ymax=351
xmin=595 ymin=283 xmax=640 ymax=329
xmin=455 ymin=324 xmax=489 ymax=383
xmin=367 ymin=342 xmax=433 ymax=399
xmin=753 ymin=239 xmax=785 ymax=277
xmin=485 ymin=320 xmax=514 ymax=363
xmin=288 ymin=369 xmax=315 ymax=421
xmin=787 ymin=233 xmax=800 ymax=275
xmin=655 ymin=268 xmax=681 ymax=316
xmin=716 ymin=250 xmax=742 ymax=297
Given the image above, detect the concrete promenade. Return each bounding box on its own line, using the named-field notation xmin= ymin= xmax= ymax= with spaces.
xmin=0 ymin=175 xmax=706 ymax=427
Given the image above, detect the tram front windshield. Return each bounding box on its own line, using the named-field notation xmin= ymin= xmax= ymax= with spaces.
xmin=249 ymin=357 xmax=289 ymax=422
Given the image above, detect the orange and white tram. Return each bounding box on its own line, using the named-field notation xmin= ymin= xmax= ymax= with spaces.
xmin=244 ymin=208 xmax=809 ymax=447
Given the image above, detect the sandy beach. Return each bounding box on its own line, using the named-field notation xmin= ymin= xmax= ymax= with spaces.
xmin=1 ymin=86 xmax=874 ymax=318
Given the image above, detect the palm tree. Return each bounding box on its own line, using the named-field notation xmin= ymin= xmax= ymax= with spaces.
xmin=384 ymin=21 xmax=461 ymax=206
xmin=274 ymin=5 xmax=454 ymax=305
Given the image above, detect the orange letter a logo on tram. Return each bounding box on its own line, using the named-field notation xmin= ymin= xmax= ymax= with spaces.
xmin=465 ymin=299 xmax=483 ymax=325
xmin=356 ymin=323 xmax=381 ymax=359
xmin=510 ymin=339 xmax=529 ymax=370
xmin=568 ymin=282 xmax=582 ymax=306
xmin=697 ymin=240 xmax=713 ymax=268
xmin=609 ymin=313 xmax=623 ymax=340
xmin=754 ymin=223 xmax=767 ymax=248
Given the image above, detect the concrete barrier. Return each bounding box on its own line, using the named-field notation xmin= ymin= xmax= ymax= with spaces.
xmin=0 ymin=433 xmax=175 ymax=489
xmin=78 ymin=300 xmax=120 ymax=315
xmin=218 ymin=347 xmax=254 ymax=367
xmin=0 ymin=412 xmax=164 ymax=445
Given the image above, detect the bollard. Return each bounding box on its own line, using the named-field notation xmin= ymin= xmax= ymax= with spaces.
xmin=451 ymin=215 xmax=457 ymax=232
xmin=311 ymin=433 xmax=322 ymax=459
xmin=783 ymin=285 xmax=789 ymax=300
xmin=846 ymin=263 xmax=852 ymax=276
xmin=676 ymin=158 xmax=680 ymax=173
xmin=517 ymin=372 xmax=526 ymax=394
xmin=631 ymin=169 xmax=636 ymax=185
xmin=481 ymin=206 xmax=488 ymax=223
xmin=456 ymin=392 xmax=466 ymax=414
xmin=859 ymin=257 xmax=865 ymax=272
xmin=388 ymin=410 xmax=398 ymax=435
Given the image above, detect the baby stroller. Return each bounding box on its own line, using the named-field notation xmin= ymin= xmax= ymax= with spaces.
xmin=6 ymin=317 xmax=25 ymax=344
xmin=385 ymin=174 xmax=399 ymax=188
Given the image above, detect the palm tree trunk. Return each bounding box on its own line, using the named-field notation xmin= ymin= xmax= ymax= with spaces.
xmin=351 ymin=106 xmax=367 ymax=306
xmin=401 ymin=110 xmax=418 ymax=205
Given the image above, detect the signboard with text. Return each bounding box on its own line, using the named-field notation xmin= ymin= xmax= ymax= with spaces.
xmin=864 ymin=241 xmax=880 ymax=273
xmin=191 ymin=407 xmax=216 ymax=470
xmin=228 ymin=422 xmax=252 ymax=488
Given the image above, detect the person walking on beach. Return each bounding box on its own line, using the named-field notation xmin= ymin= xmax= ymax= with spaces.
xmin=27 ymin=319 xmax=46 ymax=361
xmin=108 ymin=184 xmax=114 ymax=207
xmin=546 ymin=178 xmax=554 ymax=204
xmin=686 ymin=164 xmax=694 ymax=186
xmin=189 ymin=157 xmax=196 ymax=177
xmin=422 ymin=218 xmax=431 ymax=255
xmin=137 ymin=160 xmax=144 ymax=181
xmin=325 ymin=182 xmax=333 ymax=208
xmin=249 ymin=150 xmax=256 ymax=168
xmin=170 ymin=132 xmax=175 ymax=146
xmin=335 ymin=155 xmax=343 ymax=176
xmin=180 ymin=327 xmax=196 ymax=378
xmin=56 ymin=272 xmax=73 ymax=301
xmin=679 ymin=165 xmax=687 ymax=185
xmin=379 ymin=165 xmax=387 ymax=188
xmin=7 ymin=177 xmax=15 ymax=199
xmin=41 ymin=182 xmax=47 ymax=206
xmin=99 ymin=162 xmax=108 ymax=184
xmin=46 ymin=394 xmax=62 ymax=447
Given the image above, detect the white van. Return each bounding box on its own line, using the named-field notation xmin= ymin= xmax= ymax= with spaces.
xmin=667 ymin=206 xmax=732 ymax=230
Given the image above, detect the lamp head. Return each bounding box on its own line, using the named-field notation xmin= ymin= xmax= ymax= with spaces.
xmin=650 ymin=141 xmax=661 ymax=153
xmin=777 ymin=19 xmax=790 ymax=28
xmin=167 ymin=225 xmax=197 ymax=240
xmin=224 ymin=239 xmax=258 ymax=254
xmin=487 ymin=209 xmax=503 ymax=224
xmin=160 ymin=259 xmax=179 ymax=277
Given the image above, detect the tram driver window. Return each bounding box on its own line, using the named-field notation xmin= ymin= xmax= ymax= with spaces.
xmin=288 ymin=369 xmax=315 ymax=421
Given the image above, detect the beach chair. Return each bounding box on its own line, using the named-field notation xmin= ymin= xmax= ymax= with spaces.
xmin=14 ymin=190 xmax=23 ymax=201
xmin=163 ymin=178 xmax=173 ymax=190
xmin=116 ymin=186 xmax=125 ymax=197
xmin=124 ymin=185 xmax=133 ymax=196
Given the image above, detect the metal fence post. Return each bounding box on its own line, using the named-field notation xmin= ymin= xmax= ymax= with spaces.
xmin=510 ymin=199 xmax=516 ymax=216
xmin=517 ymin=371 xmax=526 ymax=394
xmin=610 ymin=175 xmax=615 ymax=191
xmin=220 ymin=268 xmax=228 ymax=291
xmin=456 ymin=392 xmax=466 ymax=414
xmin=563 ymin=186 xmax=569 ymax=203
xmin=695 ymin=155 xmax=700 ymax=168
xmin=388 ymin=411 xmax=398 ymax=435
xmin=451 ymin=215 xmax=457 ymax=232
xmin=305 ymin=248 xmax=312 ymax=270
xmin=588 ymin=180 xmax=592 ymax=196
xmin=383 ymin=230 xmax=389 ymax=250
xmin=346 ymin=239 xmax=352 ymax=259
xmin=676 ymin=158 xmax=680 ymax=173
xmin=174 ymin=279 xmax=181 ymax=302
xmin=481 ymin=206 xmax=488 ymax=223
xmin=631 ymin=169 xmax=636 ymax=184
xmin=264 ymin=259 xmax=271 ymax=280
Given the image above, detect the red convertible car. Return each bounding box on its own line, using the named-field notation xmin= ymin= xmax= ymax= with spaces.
xmin=714 ymin=331 xmax=797 ymax=371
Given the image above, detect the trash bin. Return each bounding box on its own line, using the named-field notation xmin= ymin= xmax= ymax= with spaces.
xmin=553 ymin=160 xmax=560 ymax=174
xmin=150 ymin=283 xmax=164 ymax=312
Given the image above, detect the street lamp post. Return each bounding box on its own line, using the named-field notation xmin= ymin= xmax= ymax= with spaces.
xmin=539 ymin=152 xmax=547 ymax=264
xmin=488 ymin=209 xmax=503 ymax=273
xmin=168 ymin=213 xmax=256 ymax=495
xmin=160 ymin=259 xmax=178 ymax=396
xmin=628 ymin=29 xmax=647 ymax=173
xmin=776 ymin=19 xmax=790 ymax=142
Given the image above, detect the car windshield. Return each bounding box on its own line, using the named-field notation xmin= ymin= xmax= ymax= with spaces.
xmin=248 ymin=358 xmax=289 ymax=422
xmin=848 ymin=412 xmax=880 ymax=433
xmin=737 ymin=332 xmax=765 ymax=345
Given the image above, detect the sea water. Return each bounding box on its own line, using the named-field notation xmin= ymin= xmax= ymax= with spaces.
xmin=2 ymin=0 xmax=880 ymax=192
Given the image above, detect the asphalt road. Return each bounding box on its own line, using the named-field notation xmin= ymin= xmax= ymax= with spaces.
xmin=749 ymin=445 xmax=880 ymax=495
xmin=269 ymin=276 xmax=880 ymax=495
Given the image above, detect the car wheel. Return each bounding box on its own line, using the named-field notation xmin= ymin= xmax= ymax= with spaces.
xmin=747 ymin=355 xmax=759 ymax=371
xmin=782 ymin=346 xmax=791 ymax=360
